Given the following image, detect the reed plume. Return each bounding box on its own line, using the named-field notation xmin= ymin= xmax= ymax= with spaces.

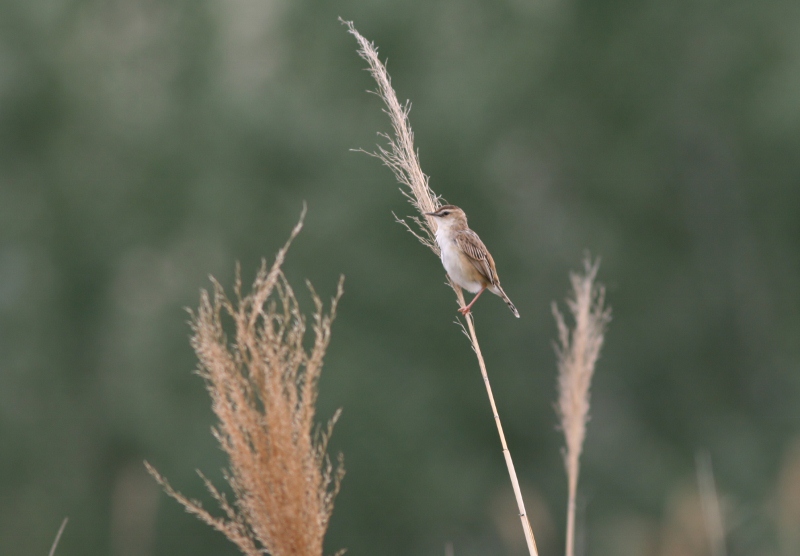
xmin=146 ymin=209 xmax=345 ymax=556
xmin=553 ymin=257 xmax=610 ymax=556
xmin=340 ymin=19 xmax=442 ymax=253
xmin=696 ymin=452 xmax=727 ymax=556
xmin=343 ymin=19 xmax=539 ymax=556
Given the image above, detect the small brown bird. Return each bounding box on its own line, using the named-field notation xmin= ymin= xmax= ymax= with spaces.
xmin=426 ymin=205 xmax=519 ymax=318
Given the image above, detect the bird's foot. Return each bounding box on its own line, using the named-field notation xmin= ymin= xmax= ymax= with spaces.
xmin=457 ymin=306 xmax=472 ymax=316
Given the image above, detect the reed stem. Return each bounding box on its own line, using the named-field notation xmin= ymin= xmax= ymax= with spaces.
xmin=343 ymin=20 xmax=540 ymax=555
xmin=457 ymin=290 xmax=539 ymax=556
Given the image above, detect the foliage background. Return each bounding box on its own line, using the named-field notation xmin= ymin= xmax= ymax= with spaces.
xmin=1 ymin=1 xmax=799 ymax=555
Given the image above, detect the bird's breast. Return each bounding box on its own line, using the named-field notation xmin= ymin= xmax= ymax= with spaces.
xmin=437 ymin=235 xmax=484 ymax=293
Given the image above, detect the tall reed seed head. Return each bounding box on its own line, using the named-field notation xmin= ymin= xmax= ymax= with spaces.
xmin=147 ymin=210 xmax=345 ymax=556
xmin=553 ymin=257 xmax=610 ymax=468
xmin=342 ymin=19 xmax=443 ymax=253
xmin=552 ymin=256 xmax=610 ymax=556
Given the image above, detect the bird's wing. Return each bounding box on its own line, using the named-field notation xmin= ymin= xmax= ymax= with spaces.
xmin=455 ymin=229 xmax=500 ymax=286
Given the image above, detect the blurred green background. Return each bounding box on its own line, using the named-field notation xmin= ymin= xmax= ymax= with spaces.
xmin=2 ymin=1 xmax=800 ymax=555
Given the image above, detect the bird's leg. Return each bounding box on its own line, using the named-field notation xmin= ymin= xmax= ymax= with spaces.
xmin=458 ymin=286 xmax=487 ymax=316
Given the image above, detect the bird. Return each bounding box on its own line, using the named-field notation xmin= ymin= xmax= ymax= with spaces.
xmin=425 ymin=205 xmax=519 ymax=318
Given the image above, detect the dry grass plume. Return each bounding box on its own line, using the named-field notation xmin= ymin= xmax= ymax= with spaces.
xmin=146 ymin=209 xmax=345 ymax=556
xmin=553 ymin=257 xmax=610 ymax=556
xmin=340 ymin=18 xmax=442 ymax=254
xmin=696 ymin=452 xmax=727 ymax=556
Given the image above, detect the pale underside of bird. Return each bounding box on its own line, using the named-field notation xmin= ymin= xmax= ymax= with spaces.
xmin=426 ymin=205 xmax=520 ymax=318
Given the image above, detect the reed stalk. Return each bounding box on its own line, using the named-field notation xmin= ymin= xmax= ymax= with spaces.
xmin=48 ymin=518 xmax=68 ymax=556
xmin=343 ymin=19 xmax=539 ymax=556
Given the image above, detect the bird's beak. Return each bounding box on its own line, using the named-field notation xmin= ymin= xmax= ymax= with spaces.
xmin=425 ymin=212 xmax=436 ymax=216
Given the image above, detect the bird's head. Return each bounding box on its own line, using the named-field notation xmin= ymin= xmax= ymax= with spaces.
xmin=425 ymin=205 xmax=467 ymax=231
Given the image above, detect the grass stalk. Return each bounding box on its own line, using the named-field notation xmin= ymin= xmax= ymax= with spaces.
xmin=343 ymin=19 xmax=539 ymax=556
xmin=48 ymin=518 xmax=68 ymax=556
xmin=459 ymin=295 xmax=539 ymax=556
xmin=553 ymin=258 xmax=610 ymax=556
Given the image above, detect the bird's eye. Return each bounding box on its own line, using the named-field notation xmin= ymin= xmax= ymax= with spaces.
xmin=441 ymin=211 xmax=450 ymax=216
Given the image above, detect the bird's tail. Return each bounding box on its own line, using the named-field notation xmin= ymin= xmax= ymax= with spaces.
xmin=495 ymin=285 xmax=520 ymax=318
